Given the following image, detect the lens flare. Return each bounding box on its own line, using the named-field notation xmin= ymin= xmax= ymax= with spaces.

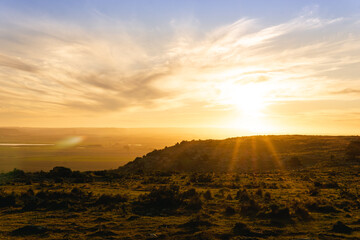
xmin=56 ymin=136 xmax=84 ymax=149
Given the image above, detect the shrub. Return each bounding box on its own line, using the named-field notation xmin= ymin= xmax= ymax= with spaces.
xmin=309 ymin=187 xmax=320 ymax=196
xmin=322 ymin=182 xmax=339 ymax=189
xmin=224 ymin=206 xmax=236 ymax=216
xmin=233 ymin=222 xmax=252 ymax=236
xmin=141 ymin=176 xmax=170 ymax=184
xmin=240 ymin=199 xmax=260 ymax=217
xmin=294 ymin=206 xmax=312 ymax=221
xmin=268 ymin=205 xmax=292 ymax=221
xmin=8 ymin=168 xmax=26 ymax=178
xmin=0 ymin=191 xmax=16 ymax=208
xmin=305 ymin=201 xmax=338 ymax=213
xmin=215 ymin=189 xmax=225 ymax=198
xmin=236 ymin=189 xmax=250 ymax=202
xmin=203 ymin=190 xmax=213 ymax=200
xmin=20 ymin=188 xmax=92 ymax=211
xmin=10 ymin=225 xmax=48 ymax=236
xmin=180 ymin=215 xmax=213 ymax=229
xmin=255 ymin=188 xmax=263 ymax=197
xmin=49 ymin=166 xmax=72 ymax=178
xmin=181 ymin=188 xmax=197 ymax=199
xmin=190 ymin=173 xmax=213 ymax=183
xmin=95 ymin=194 xmax=128 ymax=206
xmin=70 ymin=187 xmax=85 ymax=196
xmin=20 ymin=188 xmax=39 ymax=211
xmin=264 ymin=192 xmax=271 ymax=202
xmin=132 ymin=185 xmax=182 ymax=214
xmin=339 ymin=187 xmax=358 ymax=200
xmin=185 ymin=195 xmax=203 ymax=211
xmin=332 ymin=221 xmax=353 ymax=234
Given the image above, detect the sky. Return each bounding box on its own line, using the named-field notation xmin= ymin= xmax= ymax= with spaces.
xmin=0 ymin=0 xmax=360 ymax=135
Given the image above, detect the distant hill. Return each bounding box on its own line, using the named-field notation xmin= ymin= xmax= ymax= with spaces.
xmin=0 ymin=128 xmax=21 ymax=135
xmin=119 ymin=135 xmax=359 ymax=172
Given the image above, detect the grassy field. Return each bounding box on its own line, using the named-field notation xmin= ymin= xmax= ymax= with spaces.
xmin=0 ymin=145 xmax=145 ymax=172
xmin=1 ymin=134 xmax=360 ymax=239
xmin=0 ymin=164 xmax=360 ymax=239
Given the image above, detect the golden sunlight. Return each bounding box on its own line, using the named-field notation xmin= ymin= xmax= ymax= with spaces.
xmin=1 ymin=1 xmax=360 ymax=238
xmin=219 ymin=81 xmax=274 ymax=133
xmin=231 ymin=83 xmax=267 ymax=116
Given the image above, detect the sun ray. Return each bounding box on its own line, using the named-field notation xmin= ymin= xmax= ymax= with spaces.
xmin=250 ymin=136 xmax=258 ymax=171
xmin=263 ymin=136 xmax=284 ymax=170
xmin=228 ymin=137 xmax=242 ymax=172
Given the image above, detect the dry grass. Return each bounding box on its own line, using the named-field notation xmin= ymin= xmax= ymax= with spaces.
xmin=1 ymin=164 xmax=360 ymax=239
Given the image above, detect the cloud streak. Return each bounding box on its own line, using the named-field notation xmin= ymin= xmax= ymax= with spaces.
xmin=0 ymin=9 xmax=359 ymax=130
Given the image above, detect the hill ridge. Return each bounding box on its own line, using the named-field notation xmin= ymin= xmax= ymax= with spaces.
xmin=118 ymin=135 xmax=358 ymax=173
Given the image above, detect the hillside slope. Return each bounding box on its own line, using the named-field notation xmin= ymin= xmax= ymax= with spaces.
xmin=119 ymin=135 xmax=358 ymax=172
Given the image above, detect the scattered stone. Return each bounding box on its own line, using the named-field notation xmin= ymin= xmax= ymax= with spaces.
xmin=88 ymin=230 xmax=118 ymax=237
xmin=127 ymin=215 xmax=140 ymax=221
xmin=331 ymin=221 xmax=353 ymax=234
xmin=10 ymin=225 xmax=48 ymax=236
xmin=65 ymin=214 xmax=79 ymax=219
xmin=126 ymin=215 xmax=140 ymax=221
xmin=226 ymin=194 xmax=233 ymax=200
xmin=224 ymin=206 xmax=236 ymax=216
xmin=93 ymin=217 xmax=110 ymax=222
xmin=293 ymin=238 xmax=316 ymax=240
xmin=180 ymin=216 xmax=213 ymax=229
xmin=232 ymin=222 xmax=252 ymax=236
xmin=148 ymin=233 xmax=158 ymax=239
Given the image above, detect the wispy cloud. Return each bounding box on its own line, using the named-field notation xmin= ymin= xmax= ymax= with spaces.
xmin=330 ymin=88 xmax=360 ymax=95
xmin=0 ymin=54 xmax=38 ymax=72
xmin=0 ymin=8 xmax=359 ymax=129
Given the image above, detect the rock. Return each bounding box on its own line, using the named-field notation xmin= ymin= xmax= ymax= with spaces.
xmin=10 ymin=225 xmax=48 ymax=236
xmin=331 ymin=221 xmax=353 ymax=234
xmin=88 ymin=230 xmax=118 ymax=237
xmin=93 ymin=217 xmax=110 ymax=222
xmin=148 ymin=233 xmax=158 ymax=239
xmin=224 ymin=206 xmax=236 ymax=216
xmin=127 ymin=215 xmax=140 ymax=221
xmin=179 ymin=215 xmax=213 ymax=229
xmin=233 ymin=222 xmax=252 ymax=236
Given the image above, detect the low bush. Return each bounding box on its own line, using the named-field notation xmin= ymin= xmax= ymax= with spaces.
xmin=185 ymin=195 xmax=203 ymax=211
xmin=0 ymin=191 xmax=16 ymax=208
xmin=132 ymin=185 xmax=182 ymax=214
xmin=224 ymin=206 xmax=236 ymax=216
xmin=95 ymin=194 xmax=128 ymax=206
xmin=203 ymin=190 xmax=213 ymax=200
xmin=240 ymin=199 xmax=261 ymax=217
xmin=189 ymin=173 xmax=213 ymax=183
xmin=236 ymin=189 xmax=251 ymax=202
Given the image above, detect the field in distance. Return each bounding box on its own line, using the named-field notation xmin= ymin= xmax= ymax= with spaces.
xmin=0 ymin=127 xmax=247 ymax=172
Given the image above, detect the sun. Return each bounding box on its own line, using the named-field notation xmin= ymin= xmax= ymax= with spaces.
xmin=219 ymin=82 xmax=268 ymax=116
xmin=218 ymin=82 xmax=273 ymax=133
xmin=231 ymin=83 xmax=267 ymax=116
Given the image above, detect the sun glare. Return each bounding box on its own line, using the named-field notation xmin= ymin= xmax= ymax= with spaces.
xmin=232 ymin=83 xmax=267 ymax=116
xmin=219 ymin=81 xmax=273 ymax=133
